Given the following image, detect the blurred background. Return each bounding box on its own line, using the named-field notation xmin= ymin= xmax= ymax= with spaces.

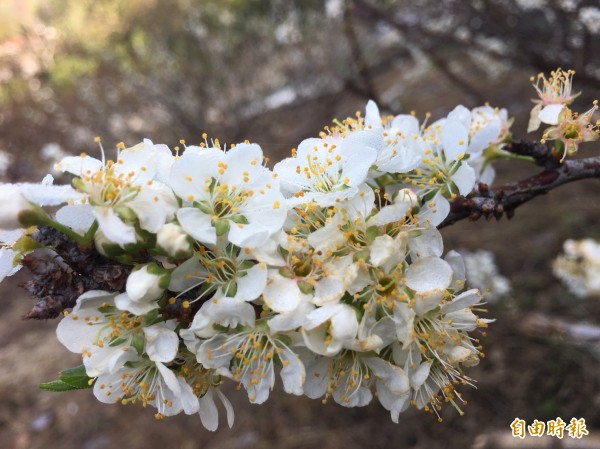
xmin=1 ymin=0 xmax=600 ymax=448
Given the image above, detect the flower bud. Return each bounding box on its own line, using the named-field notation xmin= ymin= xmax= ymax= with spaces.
xmin=156 ymin=223 xmax=192 ymax=258
xmin=115 ymin=263 xmax=170 ymax=314
xmin=127 ymin=263 xmax=169 ymax=303
xmin=395 ymin=188 xmax=419 ymax=209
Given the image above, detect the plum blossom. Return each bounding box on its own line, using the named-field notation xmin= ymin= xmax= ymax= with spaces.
xmin=541 ymin=104 xmax=600 ymax=159
xmin=55 ymin=139 xmax=178 ymax=245
xmin=528 ymin=68 xmax=580 ymax=132
xmin=168 ymin=143 xmax=286 ymax=248
xmin=553 ymin=238 xmax=600 ymax=298
xmin=274 ymin=133 xmax=377 ymax=207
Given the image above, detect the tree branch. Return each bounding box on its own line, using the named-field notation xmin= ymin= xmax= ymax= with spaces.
xmin=440 ymin=150 xmax=600 ymax=229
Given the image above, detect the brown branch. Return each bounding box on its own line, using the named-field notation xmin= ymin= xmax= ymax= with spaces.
xmin=502 ymin=139 xmax=561 ymax=170
xmin=350 ymin=0 xmax=485 ymax=105
xmin=439 ymin=152 xmax=600 ymax=229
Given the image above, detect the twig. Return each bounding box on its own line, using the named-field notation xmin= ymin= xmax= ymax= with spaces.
xmin=350 ymin=0 xmax=485 ymax=104
xmin=439 ymin=151 xmax=600 ymax=229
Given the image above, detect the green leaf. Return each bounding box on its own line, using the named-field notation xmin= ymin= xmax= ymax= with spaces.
xmin=59 ymin=365 xmax=93 ymax=389
xmin=12 ymin=235 xmax=45 ymax=253
xmin=39 ymin=365 xmax=94 ymax=392
xmin=39 ymin=379 xmax=88 ymax=392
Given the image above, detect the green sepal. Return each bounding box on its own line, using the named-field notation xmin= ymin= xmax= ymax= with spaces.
xmin=213 ymin=219 xmax=230 ymax=236
xmin=98 ymin=242 xmax=126 ymax=258
xmin=230 ymin=214 xmax=249 ymax=225
xmin=144 ymin=262 xmax=171 ymax=289
xmin=98 ymin=304 xmax=116 ymax=314
xmin=213 ymin=323 xmax=229 ymax=333
xmin=238 ymin=260 xmax=255 ymax=271
xmin=195 ymin=201 xmax=213 ymax=215
xmin=275 ymin=334 xmax=293 ymax=348
xmin=109 ymin=336 xmax=127 ymax=347
xmin=297 ymin=280 xmax=314 ymax=295
xmin=131 ymin=333 xmax=145 ymax=356
xmin=143 ymin=309 xmax=164 ymax=326
xmin=365 ymin=226 xmax=380 ymax=245
xmin=224 ymin=280 xmax=238 ymax=297
xmin=278 ymin=246 xmax=289 ymax=259
xmin=353 ymin=249 xmax=370 ymax=262
xmin=278 ymin=267 xmax=294 ymax=279
xmin=117 ymin=206 xmax=137 ymax=222
xmin=72 ymin=177 xmax=86 ymax=192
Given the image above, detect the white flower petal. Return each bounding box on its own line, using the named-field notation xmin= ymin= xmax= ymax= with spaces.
xmin=233 ymin=263 xmax=267 ymax=302
xmin=445 ymin=250 xmax=466 ymax=289
xmin=263 ymin=274 xmax=303 ymax=313
xmin=368 ymin=202 xmax=409 ymax=226
xmin=365 ymin=357 xmax=409 ymax=394
xmin=451 ymin=163 xmax=476 ymax=196
xmin=410 ymin=360 xmax=432 ymax=389
xmin=217 ymin=389 xmax=235 ymax=428
xmin=369 ymin=235 xmax=396 ymax=267
xmin=376 ymin=382 xmax=410 ymax=423
xmin=143 ymin=323 xmax=179 ymax=363
xmin=93 ymin=207 xmax=136 ymax=245
xmin=364 ymin=100 xmax=382 ymax=128
xmin=340 ymin=144 xmax=377 ymax=187
xmin=177 ymin=207 xmax=216 ymax=245
xmin=198 ymin=389 xmax=219 ymax=431
xmin=405 ymin=256 xmax=452 ymax=293
xmin=538 ymin=103 xmax=563 ymax=125
xmin=227 ymin=222 xmax=270 ymax=248
xmin=442 ymin=120 xmax=469 ymax=161
xmin=313 ymin=276 xmax=345 ymax=306
xmin=169 ymin=256 xmax=205 ymax=292
xmin=55 ymin=155 xmax=103 ymax=177
xmin=447 ymin=105 xmax=472 ymax=129
xmin=391 ymin=115 xmax=421 ymax=135
xmin=408 ymin=228 xmax=444 ymax=259
xmin=55 ymin=204 xmax=95 ymax=233
xmin=114 ymin=292 xmax=159 ymax=315
xmin=201 ymin=297 xmax=256 ymax=328
xmin=279 ymin=347 xmax=305 ymax=396
xmin=0 ymin=248 xmax=20 ymax=283
xmin=128 ymin=185 xmax=177 ymax=233
xmin=441 ymin=289 xmax=481 ymax=314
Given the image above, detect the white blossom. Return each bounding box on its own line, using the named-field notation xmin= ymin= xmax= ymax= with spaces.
xmin=56 ymin=140 xmax=178 ymax=245
xmin=168 ymin=143 xmax=286 ymax=248
xmin=274 ymin=134 xmax=377 ymax=207
xmin=553 ymin=238 xmax=600 ymax=297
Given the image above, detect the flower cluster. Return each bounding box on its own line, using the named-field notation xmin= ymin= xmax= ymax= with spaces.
xmin=0 ymin=102 xmax=506 ymax=428
xmin=528 ymin=68 xmax=599 ymax=159
xmin=8 ymin=68 xmax=596 ymax=429
xmin=553 ymin=239 xmax=600 ymax=298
